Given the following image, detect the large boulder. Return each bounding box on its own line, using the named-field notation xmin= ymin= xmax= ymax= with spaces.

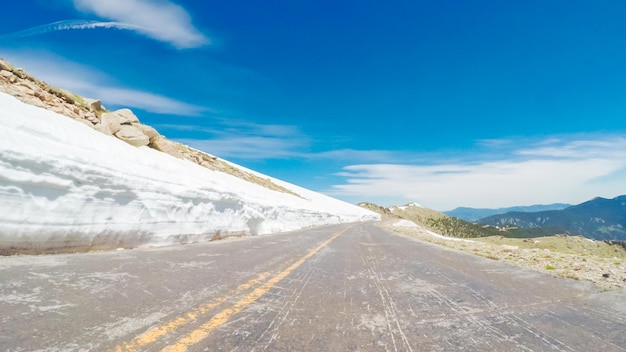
xmin=100 ymin=108 xmax=139 ymax=126
xmin=150 ymin=136 xmax=183 ymax=158
xmin=89 ymin=99 xmax=103 ymax=112
xmin=97 ymin=113 xmax=122 ymax=135
xmin=114 ymin=124 xmax=150 ymax=147
xmin=134 ymin=123 xmax=160 ymax=143
xmin=114 ymin=108 xmax=139 ymax=124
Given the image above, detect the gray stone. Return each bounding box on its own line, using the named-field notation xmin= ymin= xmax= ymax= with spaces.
xmin=91 ymin=100 xmax=101 ymax=111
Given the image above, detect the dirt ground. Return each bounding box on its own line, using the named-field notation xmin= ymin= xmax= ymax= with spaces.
xmin=381 ymin=220 xmax=626 ymax=291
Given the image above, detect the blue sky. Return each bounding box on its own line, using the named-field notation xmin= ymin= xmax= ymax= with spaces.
xmin=2 ymin=0 xmax=626 ymax=210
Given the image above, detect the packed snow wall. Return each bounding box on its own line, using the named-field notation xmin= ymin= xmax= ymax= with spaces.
xmin=0 ymin=93 xmax=379 ymax=254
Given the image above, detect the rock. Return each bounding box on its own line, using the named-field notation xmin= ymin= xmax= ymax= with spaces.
xmin=603 ymin=273 xmax=610 ymax=278
xmin=78 ymin=118 xmax=96 ymax=129
xmin=18 ymin=81 xmax=33 ymax=89
xmin=61 ymin=92 xmax=75 ymax=104
xmin=114 ymin=124 xmax=150 ymax=147
xmin=1 ymin=70 xmax=13 ymax=78
xmin=100 ymin=109 xmax=140 ymax=126
xmin=86 ymin=115 xmax=99 ymax=124
xmin=25 ymin=96 xmax=46 ymax=108
xmin=13 ymin=69 xmax=26 ymax=79
xmin=114 ymin=109 xmax=139 ymax=124
xmin=15 ymin=84 xmax=34 ymax=96
xmin=150 ymin=136 xmax=182 ymax=158
xmin=52 ymin=106 xmax=68 ymax=115
xmin=97 ymin=113 xmax=121 ymax=135
xmin=0 ymin=59 xmax=12 ymax=71
xmin=90 ymin=100 xmax=101 ymax=111
xmin=134 ymin=123 xmax=160 ymax=143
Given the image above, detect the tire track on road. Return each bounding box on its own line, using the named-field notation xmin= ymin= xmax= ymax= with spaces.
xmin=361 ymin=244 xmax=414 ymax=352
xmin=256 ymin=255 xmax=318 ymax=351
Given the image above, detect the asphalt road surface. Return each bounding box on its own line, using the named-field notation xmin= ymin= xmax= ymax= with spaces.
xmin=1 ymin=222 xmax=626 ymax=351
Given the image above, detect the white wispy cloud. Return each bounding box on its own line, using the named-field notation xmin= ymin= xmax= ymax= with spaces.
xmin=165 ymin=121 xmax=413 ymax=162
xmin=86 ymin=87 xmax=208 ymax=116
xmin=0 ymin=20 xmax=139 ymax=39
xmin=1 ymin=1 xmax=208 ymax=48
xmin=3 ymin=52 xmax=207 ymax=116
xmin=179 ymin=136 xmax=308 ymax=160
xmin=309 ymin=149 xmax=413 ymax=163
xmin=172 ymin=120 xmax=311 ymax=160
xmin=71 ymin=0 xmax=209 ymax=48
xmin=328 ymin=135 xmax=626 ymax=210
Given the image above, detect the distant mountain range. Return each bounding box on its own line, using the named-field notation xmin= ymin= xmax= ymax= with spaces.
xmin=444 ymin=203 xmax=571 ymax=222
xmin=477 ymin=195 xmax=626 ymax=241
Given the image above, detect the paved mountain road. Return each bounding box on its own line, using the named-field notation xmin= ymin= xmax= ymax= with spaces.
xmin=1 ymin=222 xmax=625 ymax=351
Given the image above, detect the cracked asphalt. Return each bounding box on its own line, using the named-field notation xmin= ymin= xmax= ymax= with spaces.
xmin=1 ymin=222 xmax=625 ymax=351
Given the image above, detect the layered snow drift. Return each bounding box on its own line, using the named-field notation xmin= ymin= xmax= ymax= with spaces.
xmin=0 ymin=92 xmax=379 ymax=253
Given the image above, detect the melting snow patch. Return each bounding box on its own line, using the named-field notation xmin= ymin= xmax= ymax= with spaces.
xmin=393 ymin=220 xmax=419 ymax=228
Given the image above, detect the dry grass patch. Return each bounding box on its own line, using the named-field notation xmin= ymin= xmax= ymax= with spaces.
xmin=380 ymin=220 xmax=626 ymax=291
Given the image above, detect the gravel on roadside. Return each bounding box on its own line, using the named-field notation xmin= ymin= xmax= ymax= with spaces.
xmin=380 ymin=220 xmax=626 ymax=291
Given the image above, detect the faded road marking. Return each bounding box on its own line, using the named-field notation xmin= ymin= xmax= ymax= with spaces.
xmin=115 ymin=271 xmax=270 ymax=352
xmin=162 ymin=227 xmax=349 ymax=352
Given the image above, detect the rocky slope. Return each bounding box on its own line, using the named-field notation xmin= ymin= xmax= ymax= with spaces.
xmin=360 ymin=202 xmax=500 ymax=238
xmin=0 ymin=58 xmax=298 ymax=197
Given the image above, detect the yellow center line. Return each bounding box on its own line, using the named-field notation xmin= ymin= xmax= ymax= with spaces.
xmin=114 ymin=271 xmax=271 ymax=352
xmin=161 ymin=227 xmax=350 ymax=352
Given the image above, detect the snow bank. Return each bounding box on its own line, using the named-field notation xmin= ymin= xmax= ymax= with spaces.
xmin=0 ymin=92 xmax=379 ymax=253
xmin=393 ymin=219 xmax=475 ymax=243
xmin=393 ymin=219 xmax=419 ymax=228
xmin=396 ymin=202 xmax=423 ymax=211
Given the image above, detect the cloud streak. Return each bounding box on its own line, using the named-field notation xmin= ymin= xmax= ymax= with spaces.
xmin=166 ymin=122 xmax=411 ymax=163
xmin=1 ymin=1 xmax=209 ymax=48
xmin=328 ymin=135 xmax=626 ymax=210
xmin=71 ymin=0 xmax=209 ymax=48
xmin=88 ymin=87 xmax=208 ymax=116
xmin=172 ymin=120 xmax=311 ymax=160
xmin=0 ymin=19 xmax=139 ymax=40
